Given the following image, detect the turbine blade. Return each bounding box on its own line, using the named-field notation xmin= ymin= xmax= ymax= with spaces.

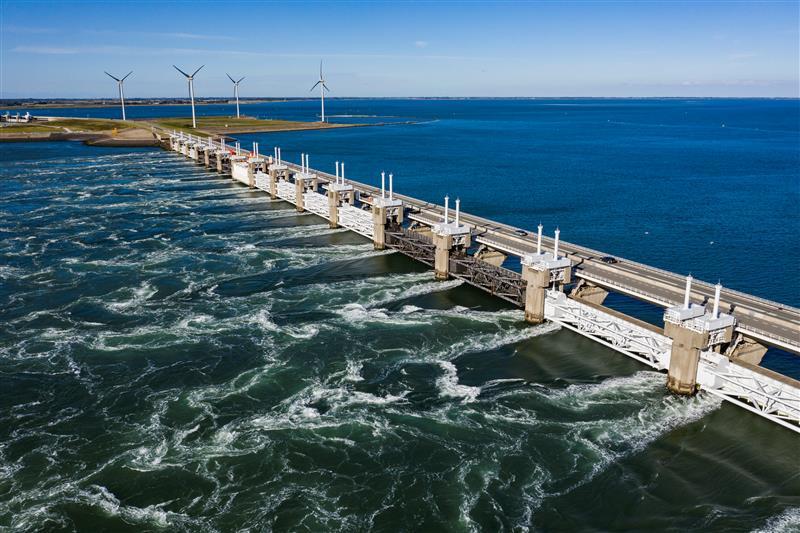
xmin=105 ymin=71 xmax=121 ymax=82
xmin=121 ymin=71 xmax=133 ymax=82
xmin=192 ymin=65 xmax=205 ymax=76
xmin=227 ymin=73 xmax=235 ymax=83
xmin=320 ymin=60 xmax=323 ymax=79
xmin=173 ymin=65 xmax=191 ymax=78
xmin=323 ymin=83 xmax=330 ymax=92
xmin=237 ymin=76 xmax=245 ymax=83
xmin=310 ymin=81 xmax=321 ymax=91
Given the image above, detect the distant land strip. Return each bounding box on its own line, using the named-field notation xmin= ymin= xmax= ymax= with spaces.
xmin=0 ymin=115 xmax=418 ymax=147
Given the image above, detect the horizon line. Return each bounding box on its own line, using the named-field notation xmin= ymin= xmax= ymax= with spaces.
xmin=2 ymin=95 xmax=799 ymax=101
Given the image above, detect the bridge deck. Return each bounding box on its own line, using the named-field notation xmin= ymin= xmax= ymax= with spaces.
xmin=165 ymin=131 xmax=800 ymax=355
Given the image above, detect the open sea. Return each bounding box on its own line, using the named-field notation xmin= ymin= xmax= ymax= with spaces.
xmin=1 ymin=99 xmax=798 ymax=531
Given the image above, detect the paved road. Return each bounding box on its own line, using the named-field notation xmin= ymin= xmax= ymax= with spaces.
xmin=406 ymin=209 xmax=799 ymax=354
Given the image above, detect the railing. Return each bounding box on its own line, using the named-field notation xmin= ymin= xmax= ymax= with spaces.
xmin=303 ymin=190 xmax=330 ymax=219
xmin=338 ymin=204 xmax=373 ymax=238
xmin=276 ymin=181 xmax=295 ymax=203
xmin=254 ymin=171 xmax=270 ymax=192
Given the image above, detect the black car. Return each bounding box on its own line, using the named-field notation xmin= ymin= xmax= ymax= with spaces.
xmin=600 ymin=256 xmax=618 ymax=264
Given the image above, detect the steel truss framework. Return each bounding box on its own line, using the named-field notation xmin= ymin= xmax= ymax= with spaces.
xmin=545 ymin=291 xmax=671 ymax=369
xmin=450 ymin=256 xmax=526 ymax=306
xmin=546 ymin=291 xmax=800 ymax=433
xmin=698 ymin=351 xmax=800 ymax=433
xmin=386 ymin=231 xmax=435 ymax=266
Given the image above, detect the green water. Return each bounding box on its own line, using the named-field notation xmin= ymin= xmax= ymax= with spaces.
xmin=0 ymin=144 xmax=798 ymax=532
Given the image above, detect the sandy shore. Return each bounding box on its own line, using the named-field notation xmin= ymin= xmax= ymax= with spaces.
xmin=0 ymin=127 xmax=160 ymax=147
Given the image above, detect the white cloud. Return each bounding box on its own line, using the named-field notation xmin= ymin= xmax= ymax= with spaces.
xmin=12 ymin=46 xmax=78 ymax=54
xmin=728 ymin=52 xmax=757 ymax=61
xmin=414 ymin=40 xmax=429 ymax=48
xmin=82 ymin=29 xmax=237 ymax=41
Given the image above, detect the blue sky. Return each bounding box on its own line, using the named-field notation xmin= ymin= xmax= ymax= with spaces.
xmin=1 ymin=1 xmax=798 ymax=98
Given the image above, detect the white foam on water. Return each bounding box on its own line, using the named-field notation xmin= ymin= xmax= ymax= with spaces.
xmin=106 ymin=281 xmax=158 ymax=311
xmin=336 ymin=303 xmax=496 ymax=329
xmin=436 ymin=319 xmax=560 ymax=362
xmin=249 ymin=308 xmax=321 ymax=340
xmin=246 ymin=379 xmax=408 ymax=434
xmin=0 ymin=265 xmax=25 ymax=279
xmin=344 ymin=360 xmax=365 ymax=382
xmin=328 ymin=359 xmax=367 ymax=383
xmin=261 ymin=242 xmax=393 ymax=271
xmin=131 ymin=439 xmax=169 ymax=470
xmin=752 ymin=507 xmax=800 ymax=533
xmin=541 ymin=370 xmax=669 ymax=407
xmin=437 ymin=361 xmax=481 ymax=403
xmin=530 ymin=372 xmax=723 ymax=506
xmin=77 ymin=484 xmax=208 ymax=529
xmin=456 ymin=457 xmax=505 ymax=532
xmin=439 ymin=371 xmax=722 ymax=530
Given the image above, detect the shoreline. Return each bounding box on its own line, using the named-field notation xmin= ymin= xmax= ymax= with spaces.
xmin=0 ymin=131 xmax=160 ymax=147
xmin=0 ymin=120 xmax=407 ymax=147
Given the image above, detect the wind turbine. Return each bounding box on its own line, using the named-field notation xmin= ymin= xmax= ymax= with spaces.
xmin=310 ymin=61 xmax=330 ymax=122
xmin=104 ymin=71 xmax=132 ymax=120
xmin=226 ymin=73 xmax=245 ymax=118
xmin=173 ymin=65 xmax=204 ymax=128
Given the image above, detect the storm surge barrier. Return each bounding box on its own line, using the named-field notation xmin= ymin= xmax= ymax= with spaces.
xmin=161 ymin=130 xmax=800 ymax=434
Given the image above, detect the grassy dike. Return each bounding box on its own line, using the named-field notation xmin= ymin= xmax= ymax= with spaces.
xmin=1 ymin=116 xmax=362 ymax=146
xmin=0 ymin=118 xmax=155 ymax=146
xmin=149 ymin=116 xmax=358 ymax=135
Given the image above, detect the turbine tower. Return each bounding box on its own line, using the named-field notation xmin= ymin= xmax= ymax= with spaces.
xmin=226 ymin=73 xmax=245 ymax=118
xmin=173 ymin=65 xmax=204 ymax=128
xmin=310 ymin=61 xmax=330 ymax=123
xmin=104 ymin=71 xmax=132 ymax=120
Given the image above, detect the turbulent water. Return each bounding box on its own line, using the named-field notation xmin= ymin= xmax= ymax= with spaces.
xmin=1 ymin=103 xmax=799 ymax=531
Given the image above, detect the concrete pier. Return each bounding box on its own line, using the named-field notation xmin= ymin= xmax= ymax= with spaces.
xmin=433 ymin=233 xmax=453 ymax=280
xmin=522 ymin=266 xmax=551 ymax=324
xmin=664 ymin=322 xmax=708 ymax=394
xmin=248 ymin=159 xmax=266 ymax=188
xmin=372 ymin=206 xmax=387 ymax=250
xmin=663 ymin=279 xmax=735 ymax=395
xmin=520 ymin=228 xmax=572 ymax=323
xmin=327 ymin=163 xmax=354 ymax=229
xmin=371 ymin=173 xmax=403 ymax=251
xmin=430 ymin=197 xmax=470 ymax=280
xmin=570 ymin=280 xmax=609 ymax=305
xmin=294 ymin=175 xmax=306 ymax=212
xmin=327 ymin=189 xmax=341 ymax=228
